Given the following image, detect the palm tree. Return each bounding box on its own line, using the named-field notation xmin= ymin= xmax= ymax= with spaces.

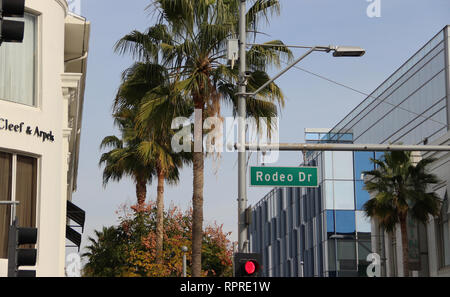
xmin=115 ymin=0 xmax=292 ymax=276
xmin=114 ymin=61 xmax=192 ymax=264
xmin=99 ymin=108 xmax=155 ymax=206
xmin=363 ymin=151 xmax=441 ymax=276
xmin=82 ymin=226 xmax=128 ymax=277
xmin=138 ymin=128 xmax=190 ymax=263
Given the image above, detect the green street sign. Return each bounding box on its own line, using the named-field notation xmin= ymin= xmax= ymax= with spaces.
xmin=250 ymin=166 xmax=318 ymax=188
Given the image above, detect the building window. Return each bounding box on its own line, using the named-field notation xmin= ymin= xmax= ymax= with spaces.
xmin=326 ymin=210 xmax=335 ymax=235
xmin=355 ymin=181 xmax=370 ymax=210
xmin=0 ymin=152 xmax=37 ymax=258
xmin=354 ymin=152 xmax=375 ymax=180
xmin=0 ymin=14 xmax=36 ymax=106
xmin=437 ymin=192 xmax=450 ymax=268
xmin=335 ymin=210 xmax=356 ymax=234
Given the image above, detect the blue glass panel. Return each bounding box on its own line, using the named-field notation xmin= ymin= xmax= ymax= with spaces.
xmin=354 ymin=152 xmax=375 ymax=180
xmin=326 ymin=210 xmax=335 ymax=233
xmin=338 ymin=133 xmax=353 ymax=141
xmin=355 ymin=181 xmax=371 ymax=210
xmin=305 ymin=133 xmax=319 ymax=140
xmin=335 ymin=210 xmax=356 ymax=234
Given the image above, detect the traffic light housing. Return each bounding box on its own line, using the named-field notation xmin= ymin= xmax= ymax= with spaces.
xmin=7 ymin=219 xmax=38 ymax=277
xmin=234 ymin=253 xmax=262 ymax=277
xmin=0 ymin=0 xmax=25 ymax=44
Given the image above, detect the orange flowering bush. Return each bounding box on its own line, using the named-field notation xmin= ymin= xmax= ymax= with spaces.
xmin=83 ymin=202 xmax=233 ymax=277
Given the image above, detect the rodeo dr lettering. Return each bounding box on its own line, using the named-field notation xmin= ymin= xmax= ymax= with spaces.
xmin=0 ymin=117 xmax=55 ymax=143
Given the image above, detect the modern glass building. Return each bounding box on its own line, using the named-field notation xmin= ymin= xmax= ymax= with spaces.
xmin=249 ymin=129 xmax=376 ymax=277
xmin=249 ymin=25 xmax=450 ymax=277
xmin=329 ymin=25 xmax=450 ymax=277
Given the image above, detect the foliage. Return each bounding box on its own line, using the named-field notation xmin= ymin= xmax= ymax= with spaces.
xmin=363 ymin=151 xmax=441 ymax=231
xmin=363 ymin=150 xmax=441 ymax=275
xmin=115 ymin=0 xmax=292 ymax=276
xmin=99 ymin=108 xmax=155 ymax=205
xmin=82 ymin=202 xmax=233 ymax=277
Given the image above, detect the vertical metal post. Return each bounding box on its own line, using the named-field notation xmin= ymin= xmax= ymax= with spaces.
xmin=444 ymin=26 xmax=450 ymax=130
xmin=238 ymin=0 xmax=248 ymax=253
xmin=182 ymin=246 xmax=187 ymax=277
xmin=7 ymin=218 xmax=18 ymax=277
xmin=335 ymin=238 xmax=339 ymax=277
xmin=183 ymin=253 xmax=187 ymax=277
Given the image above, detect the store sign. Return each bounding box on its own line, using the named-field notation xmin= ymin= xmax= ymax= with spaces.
xmin=0 ymin=117 xmax=55 ymax=143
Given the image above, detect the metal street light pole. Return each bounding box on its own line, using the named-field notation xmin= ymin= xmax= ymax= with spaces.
xmin=238 ymin=0 xmax=248 ymax=253
xmin=236 ymin=1 xmax=366 ymax=254
xmin=0 ymin=201 xmax=20 ymax=223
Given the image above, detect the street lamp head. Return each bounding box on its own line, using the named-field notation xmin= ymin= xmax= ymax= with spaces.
xmin=332 ymin=46 xmax=366 ymax=57
xmin=181 ymin=246 xmax=188 ymax=252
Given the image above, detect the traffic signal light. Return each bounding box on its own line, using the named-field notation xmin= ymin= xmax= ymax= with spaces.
xmin=0 ymin=0 xmax=25 ymax=44
xmin=234 ymin=253 xmax=262 ymax=277
xmin=7 ymin=219 xmax=38 ymax=277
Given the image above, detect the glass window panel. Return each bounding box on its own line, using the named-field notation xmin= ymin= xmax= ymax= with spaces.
xmin=443 ymin=222 xmax=450 ymax=267
xmin=327 ymin=240 xmax=336 ymax=271
xmin=337 ymin=240 xmax=357 ymax=271
xmin=320 ymin=133 xmax=330 ymax=141
xmin=16 ymin=156 xmax=37 ymax=229
xmin=337 ymin=240 xmax=356 ymax=260
xmin=324 ymin=181 xmax=334 ymax=210
xmin=326 ymin=210 xmax=335 ymax=234
xmin=358 ymin=241 xmax=372 ymax=261
xmin=0 ymin=14 xmax=36 ymax=106
xmin=355 ymin=181 xmax=371 ymax=210
xmin=354 ymin=152 xmax=375 ymax=180
xmin=334 ymin=181 xmax=355 ymax=210
xmin=305 ymin=133 xmax=319 ymax=140
xmin=324 ymin=152 xmax=333 ymax=179
xmin=439 ymin=194 xmax=450 ymax=267
xmin=356 ymin=211 xmax=371 ymax=233
xmin=333 ymin=152 xmax=354 ymax=179
xmin=0 ymin=152 xmax=12 ymax=258
xmin=335 ymin=210 xmax=356 ymax=234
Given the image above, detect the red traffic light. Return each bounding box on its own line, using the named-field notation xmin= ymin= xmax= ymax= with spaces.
xmin=234 ymin=253 xmax=262 ymax=277
xmin=244 ymin=260 xmax=257 ymax=275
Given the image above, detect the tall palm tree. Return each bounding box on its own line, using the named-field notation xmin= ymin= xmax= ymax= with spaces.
xmin=363 ymin=151 xmax=441 ymax=276
xmin=138 ymin=128 xmax=190 ymax=263
xmin=99 ymin=108 xmax=155 ymax=206
xmin=115 ymin=0 xmax=292 ymax=276
xmin=114 ymin=61 xmax=192 ymax=264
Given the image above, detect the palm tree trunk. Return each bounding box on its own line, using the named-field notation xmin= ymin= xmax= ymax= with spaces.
xmin=192 ymin=151 xmax=204 ymax=277
xmin=399 ymin=216 xmax=410 ymax=277
xmin=156 ymin=170 xmax=165 ymax=264
xmin=136 ymin=178 xmax=147 ymax=206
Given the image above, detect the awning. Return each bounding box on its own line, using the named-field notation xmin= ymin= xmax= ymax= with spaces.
xmin=66 ymin=201 xmax=85 ymax=250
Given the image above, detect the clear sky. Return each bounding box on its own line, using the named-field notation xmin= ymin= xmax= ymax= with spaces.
xmin=70 ymin=0 xmax=450 ymax=256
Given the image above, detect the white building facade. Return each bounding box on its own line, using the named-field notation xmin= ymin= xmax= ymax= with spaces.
xmin=0 ymin=0 xmax=89 ymax=277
